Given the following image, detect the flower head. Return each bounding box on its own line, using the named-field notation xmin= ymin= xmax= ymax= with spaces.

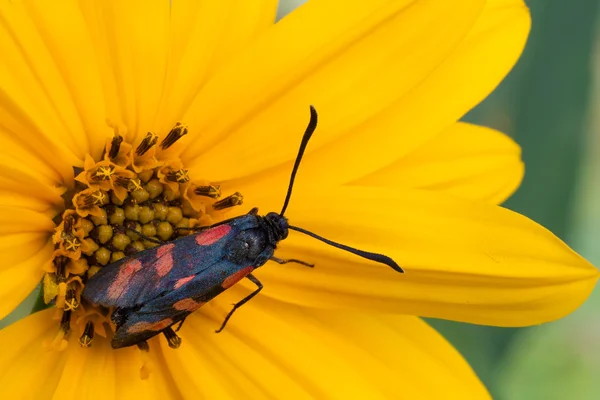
xmin=0 ymin=0 xmax=597 ymax=398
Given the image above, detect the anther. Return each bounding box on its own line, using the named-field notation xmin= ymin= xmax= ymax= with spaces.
xmin=61 ymin=309 xmax=72 ymax=335
xmin=55 ymin=256 xmax=67 ymax=283
xmin=194 ymin=185 xmax=221 ymax=199
xmin=136 ymin=132 xmax=159 ymax=156
xmin=115 ymin=176 xmax=132 ymax=189
xmin=163 ymin=327 xmax=182 ymax=349
xmin=109 ymin=135 xmax=123 ymax=160
xmin=64 ymin=214 xmax=76 ymax=234
xmin=79 ymin=321 xmax=95 ymax=348
xmin=213 ymin=192 xmax=244 ymax=210
xmin=160 ymin=122 xmax=188 ymax=150
xmin=166 ymin=169 xmax=190 ymax=184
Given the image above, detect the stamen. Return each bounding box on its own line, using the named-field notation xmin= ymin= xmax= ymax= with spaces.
xmin=108 ymin=135 xmax=123 ymax=160
xmin=64 ymin=213 xmax=76 ymax=235
xmin=136 ymin=132 xmax=159 ymax=156
xmin=213 ymin=192 xmax=244 ymax=210
xmin=61 ymin=309 xmax=72 ymax=335
xmin=79 ymin=321 xmax=95 ymax=348
xmin=55 ymin=256 xmax=67 ymax=283
xmin=194 ymin=185 xmax=221 ymax=199
xmin=166 ymin=169 xmax=190 ymax=183
xmin=160 ymin=122 xmax=188 ymax=149
xmin=46 ymin=329 xmax=69 ymax=352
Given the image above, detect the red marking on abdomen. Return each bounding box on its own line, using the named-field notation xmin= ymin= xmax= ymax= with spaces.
xmin=107 ymin=259 xmax=142 ymax=301
xmin=221 ymin=266 xmax=254 ymax=289
xmin=155 ymin=243 xmax=175 ymax=277
xmin=195 ymin=224 xmax=231 ymax=246
xmin=174 ymin=275 xmax=195 ymax=289
xmin=173 ymin=298 xmax=205 ymax=311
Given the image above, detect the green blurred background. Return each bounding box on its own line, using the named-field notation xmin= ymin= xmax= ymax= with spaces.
xmin=1 ymin=1 xmax=599 ymax=398
xmin=282 ymin=1 xmax=600 ymax=399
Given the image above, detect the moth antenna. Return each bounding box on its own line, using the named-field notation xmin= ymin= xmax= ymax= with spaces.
xmin=280 ymin=106 xmax=318 ymax=217
xmin=288 ymin=226 xmax=404 ymax=273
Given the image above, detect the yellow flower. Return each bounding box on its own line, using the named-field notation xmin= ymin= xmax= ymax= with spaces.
xmin=0 ymin=0 xmax=596 ymax=398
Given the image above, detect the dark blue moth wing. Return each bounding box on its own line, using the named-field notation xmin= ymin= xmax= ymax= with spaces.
xmin=82 ymin=222 xmax=237 ymax=309
xmin=81 ymin=213 xmax=278 ymax=348
xmin=83 ymin=213 xmax=273 ymax=308
xmin=111 ymin=258 xmax=255 ymax=348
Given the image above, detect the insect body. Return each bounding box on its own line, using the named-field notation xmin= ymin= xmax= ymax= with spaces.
xmin=82 ymin=106 xmax=403 ymax=350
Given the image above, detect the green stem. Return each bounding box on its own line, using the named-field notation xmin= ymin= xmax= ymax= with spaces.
xmin=30 ymin=283 xmax=51 ymax=313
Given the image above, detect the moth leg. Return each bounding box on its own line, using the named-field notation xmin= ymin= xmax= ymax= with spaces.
xmin=216 ymin=274 xmax=263 ymax=333
xmin=270 ymin=256 xmax=314 ymax=268
xmin=174 ymin=317 xmax=187 ymax=332
xmin=137 ymin=340 xmax=150 ymax=352
xmin=163 ymin=326 xmax=182 ymax=349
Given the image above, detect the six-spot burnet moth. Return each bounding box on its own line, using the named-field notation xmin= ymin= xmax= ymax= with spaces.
xmin=82 ymin=106 xmax=404 ymax=350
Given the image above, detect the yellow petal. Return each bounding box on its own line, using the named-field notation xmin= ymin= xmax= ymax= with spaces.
xmin=0 ymin=310 xmax=69 ymax=398
xmin=78 ymin=0 xmax=170 ymax=145
xmin=52 ymin=338 xmax=182 ymax=399
xmin=154 ymin=0 xmax=278 ymax=133
xmin=0 ymin=0 xmax=100 ymax=181
xmin=220 ymin=0 xmax=530 ymax=199
xmin=0 ymin=207 xmax=54 ymax=317
xmin=0 ymin=236 xmax=51 ymax=319
xmin=163 ymin=294 xmax=490 ymax=399
xmin=242 ymin=187 xmax=598 ymax=327
xmin=0 ymin=127 xmax=69 ymax=188
xmin=354 ymin=122 xmax=524 ymax=204
xmin=0 ymin=309 xmax=183 ymax=399
xmin=180 ymin=0 xmax=486 ymax=180
xmin=1 ymin=303 xmax=487 ymax=399
xmin=0 ymin=156 xmax=64 ymax=215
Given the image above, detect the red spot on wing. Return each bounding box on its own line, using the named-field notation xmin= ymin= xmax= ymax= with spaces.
xmin=152 ymin=318 xmax=174 ymax=331
xmin=221 ymin=266 xmax=254 ymax=289
xmin=173 ymin=298 xmax=205 ymax=311
xmin=155 ymin=243 xmax=175 ymax=277
xmin=127 ymin=321 xmax=152 ymax=334
xmin=107 ymin=259 xmax=142 ymax=301
xmin=127 ymin=318 xmax=174 ymax=334
xmin=195 ymin=224 xmax=231 ymax=246
xmin=174 ymin=275 xmax=195 ymax=289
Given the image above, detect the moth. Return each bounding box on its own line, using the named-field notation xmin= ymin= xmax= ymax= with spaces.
xmin=82 ymin=106 xmax=403 ymax=350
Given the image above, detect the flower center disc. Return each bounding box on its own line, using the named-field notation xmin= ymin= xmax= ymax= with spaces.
xmin=42 ymin=124 xmax=243 ymax=349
